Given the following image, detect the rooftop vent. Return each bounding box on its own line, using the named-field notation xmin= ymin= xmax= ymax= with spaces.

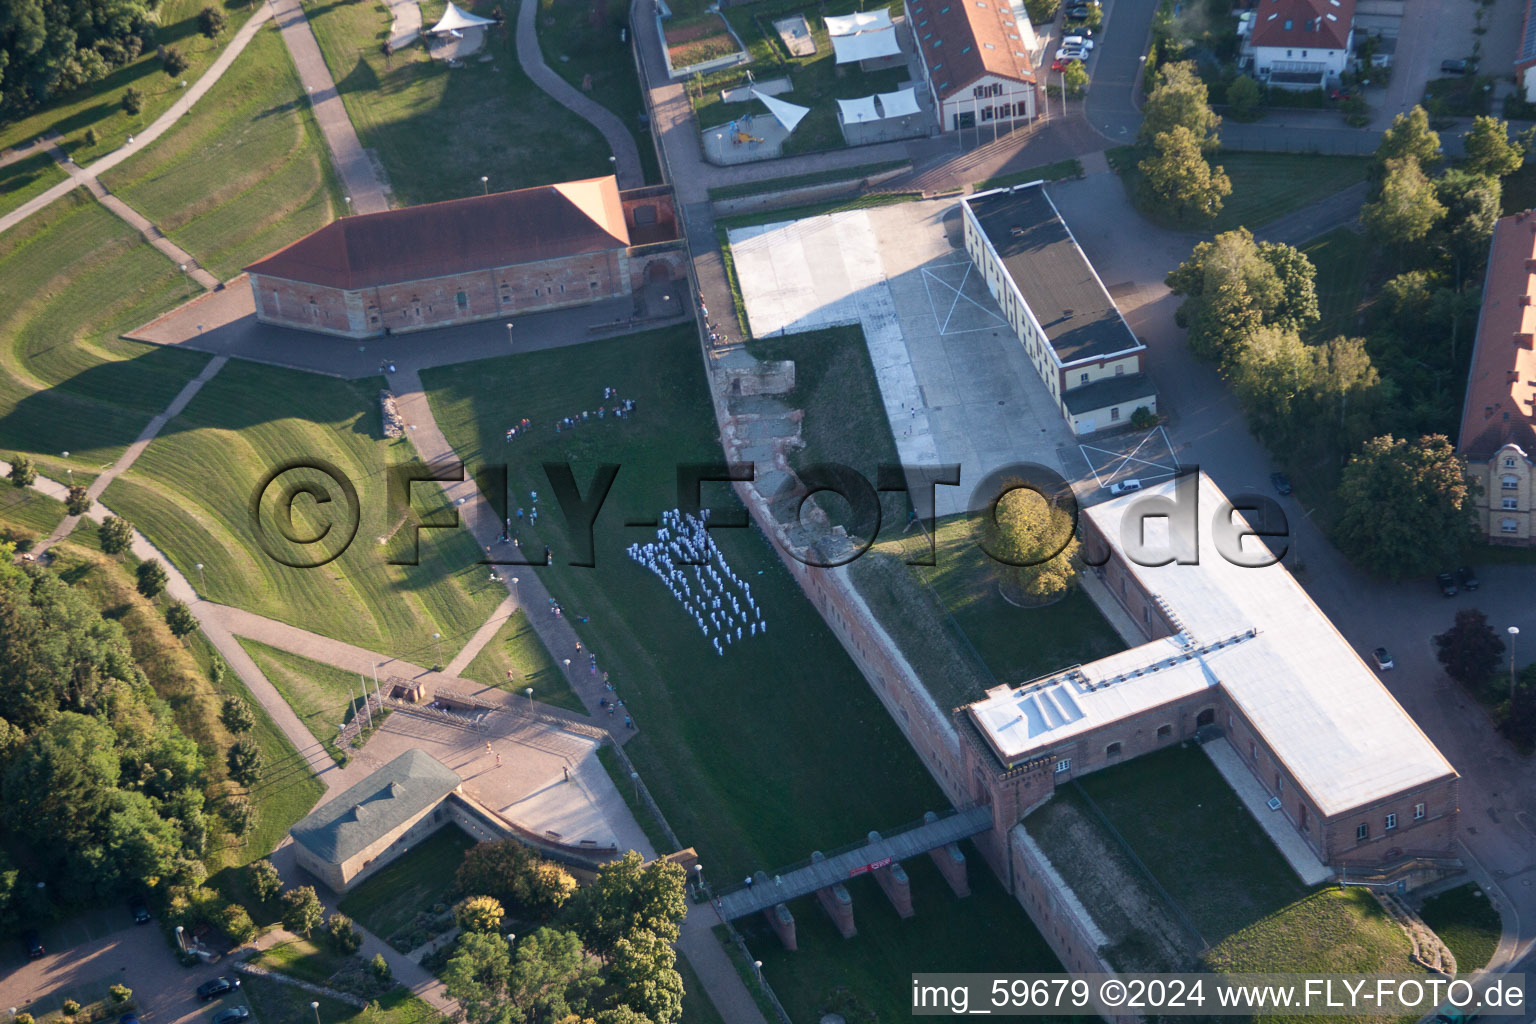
xmin=388 ymin=780 xmax=406 ymax=798
xmin=1010 ymin=225 xmax=1025 ymax=236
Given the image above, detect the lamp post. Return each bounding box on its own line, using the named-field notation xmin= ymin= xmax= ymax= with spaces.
xmin=432 ymin=632 xmax=442 ymax=667
xmin=630 ymin=770 xmax=639 ymax=801
xmin=511 ymin=576 xmax=519 ymax=603
xmin=195 ymin=562 xmax=205 ymax=593
xmin=61 ymin=451 xmax=71 ymax=487
xmin=694 ymin=862 xmax=703 ymax=898
xmin=753 ymin=960 xmax=763 ymax=984
xmin=481 ymin=175 xmax=489 ymax=194
xmin=525 ymin=686 xmax=534 ymax=709
xmin=175 ymin=924 xmax=185 ymax=952
xmin=343 ymin=195 xmax=351 ymax=215
xmin=505 ymin=322 xmax=514 ymax=347
xmin=311 ymin=1000 xmax=321 ymax=1024
xmin=1509 ymin=626 xmax=1521 ymax=702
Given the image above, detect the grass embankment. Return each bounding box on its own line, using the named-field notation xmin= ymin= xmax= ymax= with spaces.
xmin=338 ymin=827 xmax=477 ymax=938
xmin=101 ymin=360 xmax=504 ymax=664
xmin=1418 ymin=882 xmax=1502 ymax=972
xmin=459 ymin=607 xmax=584 ymax=712
xmin=974 ymin=158 xmax=1086 ymax=192
xmin=100 ymin=18 xmax=344 ymax=280
xmin=420 ymin=325 xmax=1064 ymax=1016
xmin=243 ymin=972 xmax=446 ymax=1024
xmin=0 ymin=152 xmax=67 ymax=220
xmin=706 ymin=159 xmax=910 ymax=201
xmin=1302 ymin=227 xmax=1372 ymax=341
xmin=0 ymin=192 xmax=208 ymax=486
xmin=0 ymin=0 xmax=260 ymax=167
xmin=239 ymin=639 xmax=378 ymax=763
xmin=1109 ymin=149 xmax=1372 ymax=234
xmin=301 ymin=0 xmax=612 ymax=205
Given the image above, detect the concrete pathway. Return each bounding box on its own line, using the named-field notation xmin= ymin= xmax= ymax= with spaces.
xmin=1203 ymin=738 xmax=1332 ymax=886
xmin=445 ymin=595 xmax=516 ymax=676
xmin=1255 ymin=181 xmax=1368 ymax=248
xmin=0 ymin=129 xmax=60 ymax=169
xmin=266 ymin=0 xmax=392 ymax=213
xmin=33 ymin=355 xmax=229 ymax=557
xmin=385 ymin=0 xmax=422 ymax=50
xmin=513 ymin=0 xmax=642 ymax=189
xmin=76 ymin=171 xmax=222 ymax=288
xmin=0 ymin=4 xmax=276 ymax=235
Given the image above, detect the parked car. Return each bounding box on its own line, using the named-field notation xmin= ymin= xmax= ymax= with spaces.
xmin=1440 ymin=58 xmax=1473 ymax=74
xmin=1372 ymin=647 xmax=1394 ymax=671
xmin=1055 ymin=44 xmax=1090 ymax=61
xmin=1437 ymin=572 xmax=1459 ymax=597
xmin=197 ymin=976 xmax=242 ymax=1001
xmin=1067 ymin=4 xmax=1092 ymax=17
xmin=129 ymin=899 xmax=151 ymax=925
xmin=1270 ymin=472 xmax=1293 ymax=496
xmin=1061 ymin=34 xmax=1094 ymax=49
xmin=1051 ymin=56 xmax=1082 ymax=71
xmin=1456 ymin=566 xmax=1480 ymax=591
xmin=1108 ymin=478 xmax=1143 ymax=496
xmin=212 ymin=1008 xmax=252 ymax=1024
xmin=1328 ymin=88 xmax=1353 ymax=101
xmin=23 ymin=928 xmax=44 ymax=959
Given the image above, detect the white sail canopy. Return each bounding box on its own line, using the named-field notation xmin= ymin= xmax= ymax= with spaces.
xmin=752 ymin=89 xmax=810 ymax=133
xmin=824 ymin=9 xmax=894 ymax=35
xmin=837 ymin=95 xmax=881 ymax=123
xmin=876 ymin=87 xmax=921 ymax=118
xmin=831 ymin=26 xmax=901 ymax=63
xmin=430 ymin=2 xmax=496 ymax=34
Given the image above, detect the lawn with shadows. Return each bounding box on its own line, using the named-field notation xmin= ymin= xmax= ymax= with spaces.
xmin=1418 ymin=882 xmax=1501 ymax=972
xmin=421 ymin=324 xmax=1062 ymax=1017
xmin=301 ymin=0 xmax=613 ymax=206
xmin=101 ymin=19 xmax=345 ymax=280
xmin=239 ymin=638 xmax=378 ymax=762
xmin=0 ymin=152 xmax=67 ymax=219
xmin=338 ymin=826 xmax=476 ymax=938
xmin=0 ymin=0 xmax=262 ymax=165
xmin=0 ymin=192 xmax=210 ymax=487
xmin=243 ymin=973 xmax=447 ymax=1023
xmin=1303 ymin=227 xmax=1372 ymax=342
xmin=459 ymin=607 xmax=584 ymax=712
xmin=0 ymin=484 xmax=67 ymax=546
xmin=101 ymin=360 xmax=504 ymax=664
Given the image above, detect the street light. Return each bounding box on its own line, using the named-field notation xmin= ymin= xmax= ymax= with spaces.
xmin=175 ymin=924 xmax=185 ymax=952
xmin=753 ymin=960 xmax=763 ymax=984
xmin=1509 ymin=626 xmax=1521 ymax=702
xmin=630 ymin=770 xmax=639 ymax=800
xmin=526 ymin=686 xmax=534 ymax=709
xmin=195 ymin=562 xmax=205 ymax=593
xmin=481 ymin=175 xmax=489 ymax=194
xmin=343 ymin=195 xmax=351 ymax=215
xmin=694 ymin=862 xmax=703 ymax=897
xmin=505 ymin=322 xmax=514 ymax=347
xmin=311 ymin=1000 xmax=321 ymax=1024
xmin=432 ymin=632 xmax=442 ymax=666
xmin=511 ymin=576 xmax=519 ymax=603
xmin=61 ymin=451 xmax=71 ymax=487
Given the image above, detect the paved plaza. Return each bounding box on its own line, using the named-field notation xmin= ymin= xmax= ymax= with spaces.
xmin=727 ymin=198 xmax=1079 ymax=517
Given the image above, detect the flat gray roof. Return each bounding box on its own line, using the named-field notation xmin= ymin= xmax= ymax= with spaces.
xmin=291 ymin=749 xmax=461 ymax=865
xmin=1061 ymin=372 xmax=1157 ymax=414
xmin=965 ymin=184 xmax=1143 ymax=366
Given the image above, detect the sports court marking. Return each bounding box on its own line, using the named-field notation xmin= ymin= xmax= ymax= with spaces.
xmin=1078 ymin=426 xmax=1180 ymax=488
xmin=919 ymin=261 xmax=1008 ymax=336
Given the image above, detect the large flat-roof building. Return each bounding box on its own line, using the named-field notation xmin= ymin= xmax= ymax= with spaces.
xmin=957 ymin=472 xmax=1459 ymax=872
xmin=904 ymin=0 xmax=1039 ymax=133
xmin=290 ymin=749 xmax=463 ymax=892
xmin=1458 ymin=210 xmax=1536 ymax=546
xmin=245 ymin=176 xmax=685 ymax=339
xmin=960 ymin=183 xmax=1158 ymax=434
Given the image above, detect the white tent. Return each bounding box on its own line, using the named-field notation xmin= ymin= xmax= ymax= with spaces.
xmin=836 ymin=95 xmax=881 ymax=123
xmin=430 ymin=2 xmax=496 ymax=34
xmin=876 ymin=87 xmax=921 ymax=118
xmin=831 ymin=26 xmax=901 ymax=63
xmin=824 ymin=9 xmax=894 ymax=36
xmin=751 ymin=88 xmax=810 ymax=133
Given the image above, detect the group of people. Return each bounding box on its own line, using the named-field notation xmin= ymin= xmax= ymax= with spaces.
xmin=504 ymin=417 xmax=531 ymax=441
xmin=626 ymin=509 xmax=765 ymax=657
xmin=552 ymin=388 xmax=638 ymax=433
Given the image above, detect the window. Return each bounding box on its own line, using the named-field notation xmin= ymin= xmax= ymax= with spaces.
xmin=1505 ymin=497 xmax=1520 ymax=509
xmin=1250 ymin=741 xmax=1257 ymax=761
xmin=1157 ymin=724 xmax=1172 ymax=740
xmin=1106 ymin=742 xmax=1122 ymax=757
xmin=1503 ymin=475 xmax=1520 ymax=490
xmin=1502 ymin=519 xmax=1520 ymax=533
xmin=1385 ymin=813 xmax=1397 ymax=830
xmin=1414 ymin=802 xmax=1425 ymax=820
xmin=1356 ymin=823 xmax=1369 ymax=841
xmin=1507 ymin=456 xmax=1518 ymax=468
xmin=1275 ymin=773 xmax=1283 ymax=793
xmin=1080 ymin=372 xmax=1090 ymax=383
xmin=984 ymin=42 xmax=995 ymax=49
xmin=1054 ymin=758 xmax=1072 ymax=773
xmin=1115 ymin=364 xmax=1125 ymax=375
xmin=455 ymin=290 xmax=468 ymax=308
xmin=1110 ymin=407 xmax=1120 ymax=421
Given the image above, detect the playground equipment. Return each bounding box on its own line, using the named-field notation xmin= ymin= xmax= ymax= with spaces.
xmin=733 ymin=130 xmax=764 ymax=145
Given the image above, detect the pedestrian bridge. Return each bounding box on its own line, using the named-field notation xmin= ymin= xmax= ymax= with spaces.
xmin=714 ymin=805 xmax=993 ymax=921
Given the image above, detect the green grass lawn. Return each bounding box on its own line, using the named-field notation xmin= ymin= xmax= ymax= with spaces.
xmin=1111 ymin=149 xmax=1372 ymax=235
xmin=855 ymin=514 xmax=1125 ymax=708
xmin=254 ymin=934 xmax=356 ymax=985
xmin=0 ymin=192 xmax=211 ymax=487
xmin=1303 ymin=226 xmax=1372 ymax=342
xmin=99 ymin=18 xmax=344 ymax=280
xmin=239 ymin=638 xmax=377 ymax=763
xmin=242 ymin=972 xmax=447 ymax=1024
xmin=338 ymin=826 xmax=476 ymax=938
xmin=734 ymin=840 xmax=1064 ymax=1024
xmin=975 ymin=158 xmax=1085 ymax=193
xmin=536 ymin=0 xmax=660 ymax=184
xmin=0 ymin=0 xmax=262 ymax=164
xmin=421 ymin=325 xmax=1060 ymax=1011
xmin=101 ymin=360 xmax=505 ymax=664
xmin=706 ymin=159 xmax=910 ymax=201
xmin=691 ymin=0 xmax=907 ymax=156
xmin=0 ymin=483 xmax=67 ymax=546
xmin=0 ymin=152 xmax=68 ymax=220
xmin=301 ymin=0 xmax=613 ymax=206
xmin=1418 ymin=882 xmax=1502 ymax=972
xmin=458 ymin=607 xmax=584 ymax=712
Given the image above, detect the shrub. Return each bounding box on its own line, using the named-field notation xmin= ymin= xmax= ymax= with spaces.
xmin=327 ymin=911 xmax=363 ymax=954
xmin=110 ymin=983 xmax=132 ymax=1003
xmin=15 ymin=1014 xmax=34 ymax=1024
xmin=221 ymin=903 xmax=257 ymax=945
xmin=162 ymin=47 xmax=189 ymax=77
xmin=63 ymin=999 xmax=81 ymax=1015
xmin=66 ymin=484 xmax=90 ymax=515
xmin=84 ymin=128 xmax=98 ymax=147
xmin=8 ymin=454 xmax=36 ymax=487
xmin=1130 ymin=406 xmax=1159 ymax=429
xmin=198 ymin=6 xmax=227 ymax=37
xmin=121 ymin=87 xmax=144 ymax=115
xmin=166 ymin=601 xmax=197 ymax=637
xmin=136 ymin=558 xmax=168 ymax=596
xmin=248 ymin=859 xmax=283 ymax=902
xmin=99 ymin=515 xmax=134 ymax=554
xmin=370 ymin=952 xmax=393 ymax=983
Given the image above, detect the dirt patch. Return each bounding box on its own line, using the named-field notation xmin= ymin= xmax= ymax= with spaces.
xmin=1024 ymin=795 xmax=1202 ymax=972
xmin=665 ymin=12 xmax=738 ymax=66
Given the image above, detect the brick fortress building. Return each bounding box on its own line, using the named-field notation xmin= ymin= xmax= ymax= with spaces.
xmin=244 ymin=176 xmax=685 ymax=339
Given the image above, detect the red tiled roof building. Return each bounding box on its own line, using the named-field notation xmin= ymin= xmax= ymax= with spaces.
xmin=244 ymin=176 xmax=683 ymax=338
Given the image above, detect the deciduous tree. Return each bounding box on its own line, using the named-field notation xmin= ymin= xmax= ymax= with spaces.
xmin=1138 ymin=125 xmax=1231 ymax=220
xmin=98 ymin=515 xmax=133 ymax=555
xmin=1062 ymin=59 xmax=1088 ymax=97
xmin=1461 ymin=116 xmax=1529 ymax=179
xmin=226 ymin=738 xmax=263 ymax=786
xmin=220 ymin=696 xmax=255 ymax=735
xmin=1375 ymin=105 xmax=1440 ymax=172
xmin=8 ymin=455 xmax=35 ymax=487
xmin=281 ymin=885 xmax=324 ymax=937
xmin=136 ymin=558 xmax=168 ymax=597
xmin=1434 ymin=608 xmax=1506 ymax=692
xmin=1333 ymin=434 xmax=1476 ymax=579
xmin=1362 ymin=157 xmax=1445 ymax=248
xmin=979 ymin=479 xmax=1078 ymax=603
xmin=454 ymin=894 xmax=506 ymax=934
xmin=246 ymin=859 xmax=283 ymax=903
xmin=1139 ymin=60 xmax=1220 ymax=149
xmin=608 ymin=928 xmax=684 ymax=1024
xmin=571 ymin=851 xmax=686 ymax=957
